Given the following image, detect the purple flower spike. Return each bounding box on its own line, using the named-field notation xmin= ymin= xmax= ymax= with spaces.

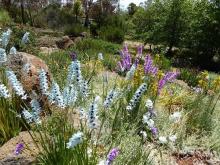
xmin=70 ymin=52 xmax=77 ymax=61
xmin=14 ymin=143 xmax=24 ymax=155
xmin=158 ymin=71 xmax=179 ymax=94
xmin=106 ymin=148 xmax=120 ymax=165
xmin=144 ymin=55 xmax=153 ymax=74
xmin=151 ymin=127 xmax=158 ymax=137
xmin=137 ymin=45 xmax=143 ymax=55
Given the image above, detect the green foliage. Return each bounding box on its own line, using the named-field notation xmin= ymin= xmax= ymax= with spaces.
xmin=131 ymin=0 xmax=220 ymax=70
xmin=73 ymin=38 xmax=121 ymax=54
xmin=0 ymin=9 xmax=12 ymax=26
xmin=64 ymin=24 xmax=86 ymax=37
xmin=36 ymin=112 xmax=97 ymax=165
xmin=178 ymin=68 xmax=199 ymax=87
xmin=99 ymin=26 xmax=125 ymax=44
xmin=0 ymin=68 xmax=22 ymax=145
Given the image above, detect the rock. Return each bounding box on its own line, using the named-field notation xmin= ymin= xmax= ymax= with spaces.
xmin=56 ymin=36 xmax=74 ymax=49
xmin=36 ymin=35 xmax=60 ymax=48
xmin=7 ymin=52 xmax=51 ymax=93
xmin=80 ymin=32 xmax=89 ymax=38
xmin=74 ymin=37 xmax=82 ymax=44
xmin=39 ymin=47 xmax=59 ymax=55
xmin=0 ymin=131 xmax=39 ymax=165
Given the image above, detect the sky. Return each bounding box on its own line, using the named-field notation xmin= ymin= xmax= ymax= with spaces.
xmin=120 ymin=0 xmax=145 ymax=9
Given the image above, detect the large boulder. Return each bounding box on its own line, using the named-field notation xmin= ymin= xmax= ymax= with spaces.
xmin=56 ymin=36 xmax=74 ymax=49
xmin=7 ymin=52 xmax=51 ymax=93
xmin=0 ymin=131 xmax=39 ymax=165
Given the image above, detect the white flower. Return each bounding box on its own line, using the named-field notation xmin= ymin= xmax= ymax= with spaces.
xmin=126 ymin=83 xmax=147 ymax=111
xmin=98 ymin=53 xmax=103 ymax=60
xmin=39 ymin=69 xmax=49 ymax=95
xmin=22 ymin=63 xmax=31 ymax=74
xmin=49 ymin=82 xmax=65 ymax=108
xmin=87 ymin=148 xmax=92 ymax=157
xmin=126 ymin=64 xmax=136 ymax=80
xmin=22 ymin=109 xmax=34 ymax=124
xmin=146 ymin=119 xmax=155 ymax=128
xmin=145 ymin=99 xmax=153 ymax=109
xmin=0 ymin=48 xmax=7 ymax=63
xmin=169 ymin=135 xmax=177 ymax=143
xmin=97 ymin=160 xmax=105 ymax=165
xmin=9 ymin=47 xmax=17 ymax=55
xmin=6 ymin=70 xmax=27 ymax=99
xmin=0 ymin=84 xmax=11 ymax=98
xmin=21 ymin=32 xmax=30 ymax=44
xmin=66 ymin=132 xmax=83 ymax=149
xmin=88 ymin=97 xmax=99 ymax=129
xmin=159 ymin=136 xmax=167 ymax=144
xmin=140 ymin=131 xmax=147 ymax=140
xmin=169 ymin=112 xmax=182 ymax=123
xmin=103 ymin=89 xmax=117 ymax=109
xmin=1 ymin=29 xmax=11 ymax=48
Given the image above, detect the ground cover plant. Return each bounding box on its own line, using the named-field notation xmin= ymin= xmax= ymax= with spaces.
xmin=1 ymin=28 xmax=220 ymax=165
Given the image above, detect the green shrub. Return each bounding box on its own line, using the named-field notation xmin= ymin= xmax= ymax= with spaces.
xmin=99 ymin=26 xmax=125 ymax=44
xmin=178 ymin=68 xmax=199 ymax=87
xmin=64 ymin=24 xmax=86 ymax=37
xmin=73 ymin=38 xmax=120 ymax=54
xmin=0 ymin=9 xmax=12 ymax=26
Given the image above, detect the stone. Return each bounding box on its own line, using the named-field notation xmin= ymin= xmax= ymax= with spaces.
xmin=74 ymin=37 xmax=82 ymax=44
xmin=80 ymin=32 xmax=89 ymax=38
xmin=56 ymin=36 xmax=74 ymax=49
xmin=0 ymin=131 xmax=39 ymax=165
xmin=7 ymin=52 xmax=51 ymax=93
xmin=39 ymin=47 xmax=59 ymax=55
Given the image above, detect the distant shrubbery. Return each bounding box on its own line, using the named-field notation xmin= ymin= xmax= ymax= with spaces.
xmin=0 ymin=9 xmax=11 ymax=26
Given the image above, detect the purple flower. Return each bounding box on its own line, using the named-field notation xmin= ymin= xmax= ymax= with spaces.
xmin=144 ymin=55 xmax=153 ymax=74
xmin=158 ymin=71 xmax=179 ymax=94
xmin=14 ymin=143 xmax=24 ymax=155
xmin=70 ymin=52 xmax=77 ymax=61
xmin=150 ymin=66 xmax=158 ymax=76
xmin=151 ymin=127 xmax=158 ymax=137
xmin=137 ymin=45 xmax=143 ymax=55
xmin=106 ymin=148 xmax=120 ymax=165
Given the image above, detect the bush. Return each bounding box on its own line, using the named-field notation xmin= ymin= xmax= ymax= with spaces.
xmin=64 ymin=24 xmax=86 ymax=37
xmin=0 ymin=9 xmax=12 ymax=26
xmin=73 ymin=38 xmax=120 ymax=54
xmin=99 ymin=26 xmax=125 ymax=44
xmin=178 ymin=68 xmax=199 ymax=87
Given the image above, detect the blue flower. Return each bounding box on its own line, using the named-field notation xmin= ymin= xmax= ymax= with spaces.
xmin=66 ymin=132 xmax=83 ymax=149
xmin=6 ymin=70 xmax=27 ymax=99
xmin=0 ymin=83 xmax=11 ymax=98
xmin=9 ymin=47 xmax=17 ymax=55
xmin=1 ymin=29 xmax=12 ymax=48
xmin=0 ymin=48 xmax=7 ymax=63
xmin=21 ymin=32 xmax=30 ymax=44
xmin=88 ymin=96 xmax=99 ymax=129
xmin=126 ymin=83 xmax=147 ymax=111
xmin=49 ymin=82 xmax=65 ymax=108
xmin=39 ymin=69 xmax=49 ymax=95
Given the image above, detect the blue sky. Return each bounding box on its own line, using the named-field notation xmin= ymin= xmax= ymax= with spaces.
xmin=120 ymin=0 xmax=145 ymax=9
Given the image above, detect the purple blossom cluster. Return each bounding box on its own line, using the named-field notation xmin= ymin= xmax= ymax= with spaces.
xmin=117 ymin=45 xmax=143 ymax=72
xmin=144 ymin=55 xmax=158 ymax=76
xmin=14 ymin=143 xmax=24 ymax=155
xmin=117 ymin=45 xmax=132 ymax=72
xmin=158 ymin=71 xmax=179 ymax=94
xmin=106 ymin=148 xmax=120 ymax=165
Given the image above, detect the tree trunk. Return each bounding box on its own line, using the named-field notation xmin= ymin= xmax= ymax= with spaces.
xmin=21 ymin=0 xmax=25 ymax=24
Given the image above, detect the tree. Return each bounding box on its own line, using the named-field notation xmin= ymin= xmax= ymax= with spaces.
xmin=73 ymin=0 xmax=82 ymax=21
xmin=127 ymin=3 xmax=137 ymax=16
